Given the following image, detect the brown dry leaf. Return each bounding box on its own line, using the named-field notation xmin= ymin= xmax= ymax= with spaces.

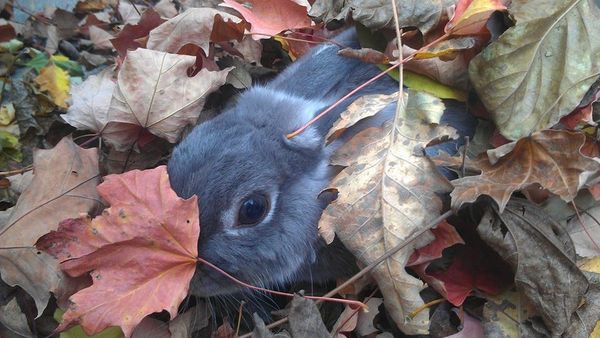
xmin=320 ymin=90 xmax=458 ymax=334
xmin=478 ymin=199 xmax=588 ymax=336
xmin=450 ymin=130 xmax=600 ymax=212
xmin=0 ymin=137 xmax=100 ymax=316
xmin=326 ymin=92 xmax=397 ymax=142
xmin=310 ymin=0 xmax=455 ymax=34
xmin=103 ymin=48 xmax=230 ymax=151
xmin=402 ymin=45 xmax=470 ymax=90
xmin=147 ymin=8 xmax=243 ymax=55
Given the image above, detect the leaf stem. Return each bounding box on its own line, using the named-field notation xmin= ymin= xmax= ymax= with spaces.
xmin=195 ymin=256 xmax=367 ymax=309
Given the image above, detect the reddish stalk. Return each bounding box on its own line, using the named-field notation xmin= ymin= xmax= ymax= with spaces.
xmin=196 ymin=256 xmax=367 ymax=309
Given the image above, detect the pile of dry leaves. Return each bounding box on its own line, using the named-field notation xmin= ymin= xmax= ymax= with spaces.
xmin=1 ymin=0 xmax=600 ymax=337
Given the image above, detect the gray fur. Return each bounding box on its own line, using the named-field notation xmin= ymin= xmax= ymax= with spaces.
xmin=167 ymin=29 xmax=475 ymax=297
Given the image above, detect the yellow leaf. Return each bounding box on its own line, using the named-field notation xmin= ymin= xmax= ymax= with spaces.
xmin=446 ymin=0 xmax=507 ymax=35
xmin=35 ymin=64 xmax=70 ymax=108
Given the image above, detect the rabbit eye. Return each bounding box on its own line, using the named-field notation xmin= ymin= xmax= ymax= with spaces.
xmin=237 ymin=193 xmax=269 ymax=226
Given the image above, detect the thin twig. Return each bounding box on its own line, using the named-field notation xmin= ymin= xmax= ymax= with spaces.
xmin=0 ymin=165 xmax=33 ymax=177
xmin=127 ymin=0 xmax=142 ymax=16
xmin=235 ymin=300 xmax=245 ymax=337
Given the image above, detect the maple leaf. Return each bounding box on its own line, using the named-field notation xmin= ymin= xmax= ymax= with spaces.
xmin=62 ymin=68 xmax=115 ymax=133
xmin=147 ymin=8 xmax=245 ymax=55
xmin=449 ymin=130 xmax=600 ymax=212
xmin=35 ymin=63 xmax=70 ymax=108
xmin=0 ymin=137 xmax=100 ymax=316
xmin=445 ymin=0 xmax=508 ymax=36
xmin=222 ymin=0 xmax=312 ymax=39
xmin=36 ymin=166 xmax=199 ymax=337
xmin=102 ymin=48 xmax=230 ymax=151
xmin=319 ymin=90 xmax=458 ymax=335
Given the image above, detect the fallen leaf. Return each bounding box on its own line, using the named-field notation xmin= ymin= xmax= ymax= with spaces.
xmin=320 ymin=90 xmax=458 ymax=334
xmin=34 ymin=63 xmax=70 ymax=108
xmin=481 ymin=289 xmax=531 ymax=338
xmin=449 ymin=130 xmax=600 ymax=212
xmin=110 ymin=9 xmax=164 ymax=59
xmin=309 ymin=0 xmax=455 ymax=34
xmin=477 ymin=199 xmax=588 ymax=336
xmin=408 ymin=216 xmax=512 ymax=307
xmin=407 ymin=221 xmax=464 ymax=266
xmin=36 ymin=166 xmax=199 ymax=337
xmin=103 ymin=48 xmax=230 ymax=151
xmin=566 ymin=204 xmax=600 ymax=258
xmin=446 ymin=311 xmax=483 ymax=338
xmin=89 ymin=25 xmax=114 ymax=50
xmin=154 ymin=0 xmax=179 ymax=18
xmin=118 ymin=1 xmax=147 ymax=25
xmin=147 ymin=8 xmax=244 ymax=55
xmin=168 ymin=304 xmax=210 ymax=338
xmin=331 ymin=305 xmax=358 ymax=337
xmin=62 ymin=68 xmax=115 ymax=133
xmin=0 ymin=137 xmax=99 ymax=316
xmin=468 ymin=0 xmax=600 ymax=140
xmin=222 ymin=0 xmax=312 ymax=39
xmin=325 ymin=92 xmax=398 ymax=143
xmin=414 ymin=37 xmax=477 ymax=59
xmin=288 ymin=295 xmax=329 ymax=338
xmin=74 ymin=0 xmax=117 ymax=14
xmin=445 ymin=0 xmax=507 ymax=35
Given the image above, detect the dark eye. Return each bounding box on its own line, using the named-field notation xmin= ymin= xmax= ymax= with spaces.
xmin=238 ymin=193 xmax=269 ymax=226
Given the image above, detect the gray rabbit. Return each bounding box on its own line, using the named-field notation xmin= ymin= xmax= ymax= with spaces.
xmin=167 ymin=29 xmax=476 ymax=298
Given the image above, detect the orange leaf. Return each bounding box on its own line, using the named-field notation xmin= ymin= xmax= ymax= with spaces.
xmin=37 ymin=166 xmax=199 ymax=337
xmin=445 ymin=0 xmax=507 ymax=36
xmin=222 ymin=0 xmax=312 ymax=39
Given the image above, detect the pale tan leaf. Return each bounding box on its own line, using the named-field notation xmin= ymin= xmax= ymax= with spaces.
xmin=104 ymin=48 xmax=230 ymax=150
xmin=320 ymin=90 xmax=457 ymax=334
xmin=0 ymin=137 xmax=100 ymax=315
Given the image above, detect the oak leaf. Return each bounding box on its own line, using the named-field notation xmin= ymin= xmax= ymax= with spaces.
xmin=103 ymin=48 xmax=230 ymax=151
xmin=319 ymin=90 xmax=458 ymax=334
xmin=222 ymin=0 xmax=312 ymax=39
xmin=469 ymin=0 xmax=600 ymax=140
xmin=147 ymin=8 xmax=245 ymax=55
xmin=36 ymin=166 xmax=199 ymax=337
xmin=0 ymin=137 xmax=100 ymax=316
xmin=449 ymin=130 xmax=600 ymax=212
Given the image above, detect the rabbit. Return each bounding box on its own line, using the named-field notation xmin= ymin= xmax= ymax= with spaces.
xmin=167 ymin=28 xmax=476 ymax=299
